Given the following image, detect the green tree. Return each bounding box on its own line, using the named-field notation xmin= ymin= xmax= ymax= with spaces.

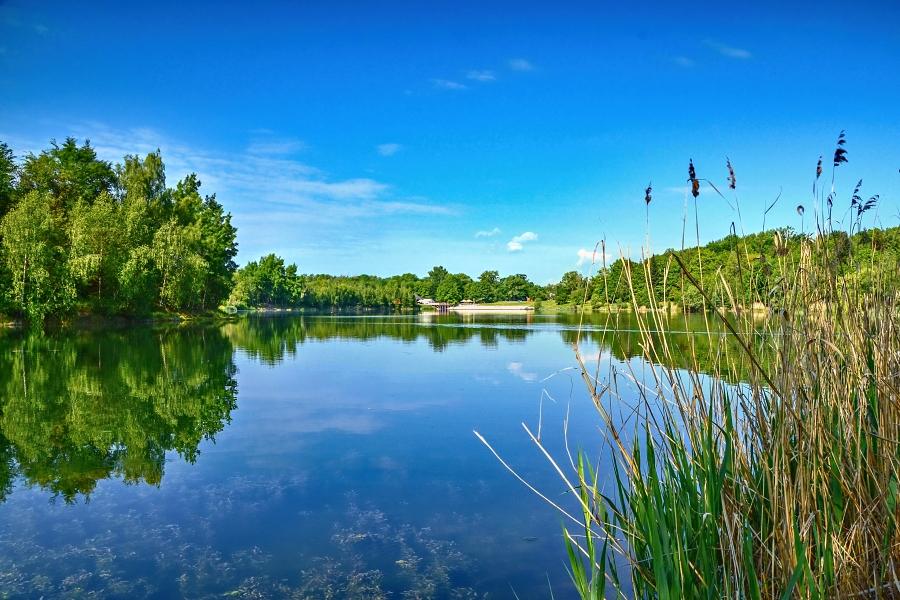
xmin=68 ymin=192 xmax=126 ymax=312
xmin=0 ymin=142 xmax=17 ymax=219
xmin=152 ymin=220 xmax=207 ymax=311
xmin=0 ymin=191 xmax=75 ymax=322
xmin=19 ymin=138 xmax=115 ymax=214
xmin=499 ymin=274 xmax=532 ymax=301
xmin=435 ymin=274 xmax=464 ymax=304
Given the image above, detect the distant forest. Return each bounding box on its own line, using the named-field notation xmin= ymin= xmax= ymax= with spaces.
xmin=1 ymin=139 xmax=895 ymax=323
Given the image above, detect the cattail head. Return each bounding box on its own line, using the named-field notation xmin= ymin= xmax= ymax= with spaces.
xmin=816 ymin=156 xmax=823 ymax=179
xmin=644 ymin=182 xmax=652 ymax=206
xmin=774 ymin=231 xmax=790 ymax=256
xmin=688 ymin=159 xmax=699 ymax=198
xmin=850 ymin=179 xmax=863 ymax=208
xmin=833 ymin=130 xmax=848 ymax=167
xmin=726 ymin=157 xmax=736 ymax=189
xmin=858 ymin=194 xmax=879 ymax=219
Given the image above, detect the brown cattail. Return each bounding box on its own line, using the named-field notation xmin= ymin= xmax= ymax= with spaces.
xmin=850 ymin=179 xmax=863 ymax=208
xmin=833 ymin=130 xmax=848 ymax=167
xmin=726 ymin=157 xmax=736 ymax=190
xmin=644 ymin=182 xmax=652 ymax=205
xmin=816 ymin=156 xmax=823 ymax=179
xmin=688 ymin=159 xmax=699 ymax=198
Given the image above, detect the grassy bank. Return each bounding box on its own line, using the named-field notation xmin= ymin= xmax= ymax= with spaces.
xmin=483 ymin=137 xmax=900 ymax=597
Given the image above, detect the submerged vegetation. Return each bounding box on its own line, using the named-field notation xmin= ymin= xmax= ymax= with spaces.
xmin=484 ymin=133 xmax=900 ymax=597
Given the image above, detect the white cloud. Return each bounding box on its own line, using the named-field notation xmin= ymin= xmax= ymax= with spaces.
xmin=705 ymin=40 xmax=752 ymax=59
xmin=431 ymin=78 xmax=467 ymax=90
xmin=41 ymin=123 xmax=455 ymax=261
xmin=577 ymin=247 xmax=610 ymax=266
xmin=466 ymin=69 xmax=496 ymax=82
xmin=512 ymin=231 xmax=538 ymax=242
xmin=508 ymin=58 xmax=534 ymax=71
xmin=507 ymin=362 xmax=537 ymax=382
xmin=475 ymin=227 xmax=501 ymax=238
xmin=376 ymin=143 xmax=402 ymax=156
xmin=577 ymin=248 xmax=596 ymax=266
xmin=507 ymin=231 xmax=538 ymax=251
xmin=672 ymin=55 xmax=695 ymax=68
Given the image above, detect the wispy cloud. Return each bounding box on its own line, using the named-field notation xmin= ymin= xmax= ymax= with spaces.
xmin=507 ymin=231 xmax=538 ymax=252
xmin=576 ymin=247 xmax=611 ymax=266
xmin=475 ymin=227 xmax=501 ymax=238
xmin=431 ymin=78 xmax=467 ymax=90
xmin=576 ymin=248 xmax=595 ymax=266
xmin=508 ymin=58 xmax=534 ymax=72
xmin=376 ymin=143 xmax=402 ymax=156
xmin=705 ymin=40 xmax=752 ymax=59
xmin=466 ymin=69 xmax=496 ymax=82
xmin=36 ymin=123 xmax=455 ymax=262
xmin=246 ymin=138 xmax=307 ymax=156
xmin=672 ymin=55 xmax=695 ymax=68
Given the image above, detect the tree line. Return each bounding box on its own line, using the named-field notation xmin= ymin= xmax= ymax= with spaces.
xmin=0 ymin=138 xmax=237 ymax=323
xmin=552 ymin=226 xmax=900 ymax=311
xmin=3 ymin=138 xmax=896 ymax=321
xmin=226 ymin=260 xmax=547 ymax=310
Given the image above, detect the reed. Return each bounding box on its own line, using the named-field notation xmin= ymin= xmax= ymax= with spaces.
xmin=487 ymin=134 xmax=900 ymax=598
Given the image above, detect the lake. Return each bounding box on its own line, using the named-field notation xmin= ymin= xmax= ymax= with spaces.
xmin=0 ymin=312 xmax=722 ymax=598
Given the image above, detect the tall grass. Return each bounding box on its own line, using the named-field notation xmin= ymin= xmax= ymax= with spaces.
xmin=484 ymin=136 xmax=900 ymax=598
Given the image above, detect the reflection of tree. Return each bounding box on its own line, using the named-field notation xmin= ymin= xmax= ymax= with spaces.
xmin=565 ymin=312 xmax=769 ymax=383
xmin=222 ymin=314 xmax=533 ymax=362
xmin=0 ymin=327 xmax=237 ymax=502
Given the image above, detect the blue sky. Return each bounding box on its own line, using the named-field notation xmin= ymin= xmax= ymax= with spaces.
xmin=1 ymin=0 xmax=898 ymax=282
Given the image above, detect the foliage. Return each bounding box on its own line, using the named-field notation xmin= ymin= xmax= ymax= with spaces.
xmin=229 ymin=260 xmax=545 ymax=311
xmin=497 ymin=142 xmax=900 ymax=598
xmin=0 ymin=139 xmax=238 ymax=323
xmin=0 ymin=190 xmax=75 ymax=322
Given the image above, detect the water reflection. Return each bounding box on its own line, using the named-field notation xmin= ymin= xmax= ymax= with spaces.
xmin=0 ymin=327 xmax=237 ymax=502
xmin=0 ymin=313 xmax=762 ymax=597
xmin=0 ymin=313 xmax=756 ymax=505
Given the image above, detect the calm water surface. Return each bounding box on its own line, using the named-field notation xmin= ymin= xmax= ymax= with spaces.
xmin=0 ymin=313 xmax=717 ymax=598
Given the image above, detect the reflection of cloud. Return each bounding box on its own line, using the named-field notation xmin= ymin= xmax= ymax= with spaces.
xmin=579 ymin=351 xmax=610 ymax=365
xmin=507 ymin=362 xmax=538 ymax=382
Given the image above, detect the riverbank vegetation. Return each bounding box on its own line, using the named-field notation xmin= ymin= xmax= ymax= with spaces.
xmin=226 ymin=259 xmax=545 ymax=311
xmin=0 ymin=139 xmax=238 ymax=324
xmin=4 ymin=137 xmax=898 ymax=325
xmin=486 ymin=133 xmax=900 ymax=597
